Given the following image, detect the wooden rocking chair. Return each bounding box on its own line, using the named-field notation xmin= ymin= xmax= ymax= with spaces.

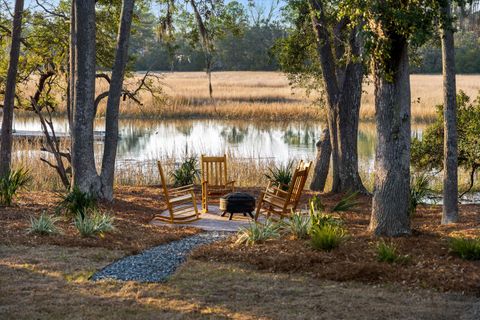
xmin=254 ymin=161 xmax=312 ymax=221
xmin=201 ymin=154 xmax=236 ymax=213
xmin=153 ymin=161 xmax=200 ymax=224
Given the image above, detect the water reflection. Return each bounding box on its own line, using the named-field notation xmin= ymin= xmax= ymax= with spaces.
xmin=11 ymin=117 xmax=426 ymax=173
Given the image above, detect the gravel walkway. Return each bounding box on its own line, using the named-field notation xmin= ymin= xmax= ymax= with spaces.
xmin=91 ymin=231 xmax=231 ymax=282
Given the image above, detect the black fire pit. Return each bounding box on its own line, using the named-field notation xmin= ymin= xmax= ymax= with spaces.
xmin=219 ymin=192 xmax=256 ymax=220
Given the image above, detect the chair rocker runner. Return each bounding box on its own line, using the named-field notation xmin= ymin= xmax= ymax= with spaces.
xmin=153 ymin=161 xmax=200 ymax=224
xmin=201 ymin=154 xmax=236 ymax=213
xmin=255 ymin=160 xmax=312 ymax=221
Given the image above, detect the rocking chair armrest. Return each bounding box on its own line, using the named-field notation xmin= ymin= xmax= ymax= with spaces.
xmin=225 ymin=180 xmax=236 ymax=186
xmin=261 ymin=192 xmax=291 ymax=206
xmin=169 ymin=184 xmax=195 ymax=195
xmin=266 ymin=185 xmax=289 ymax=196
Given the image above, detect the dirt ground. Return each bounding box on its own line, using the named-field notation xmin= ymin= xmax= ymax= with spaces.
xmin=1 ymin=245 xmax=478 ymax=320
xmin=1 ymin=186 xmax=480 ymax=319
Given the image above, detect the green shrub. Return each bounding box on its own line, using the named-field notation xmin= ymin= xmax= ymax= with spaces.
xmin=57 ymin=187 xmax=97 ymax=220
xmin=449 ymin=237 xmax=480 ymax=260
xmin=282 ymin=212 xmax=311 ymax=239
xmin=409 ymin=172 xmax=433 ymax=216
xmin=264 ymin=160 xmax=294 ymax=190
xmin=332 ymin=191 xmax=360 ymax=212
xmin=235 ymin=220 xmax=281 ymax=246
xmin=309 ymin=224 xmax=346 ymax=251
xmin=170 ymin=157 xmax=200 ymax=187
xmin=0 ymin=168 xmax=31 ymax=206
xmin=28 ymin=211 xmax=61 ymax=235
xmin=74 ymin=210 xmax=115 ymax=237
xmin=376 ymin=240 xmax=411 ymax=264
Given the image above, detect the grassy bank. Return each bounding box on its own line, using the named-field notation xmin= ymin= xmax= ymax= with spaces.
xmin=17 ymin=72 xmax=480 ymax=122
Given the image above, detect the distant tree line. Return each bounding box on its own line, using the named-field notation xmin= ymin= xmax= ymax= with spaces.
xmin=131 ymin=8 xmax=480 ymax=74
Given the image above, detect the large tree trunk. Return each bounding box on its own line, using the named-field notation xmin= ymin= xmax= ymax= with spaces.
xmin=369 ymin=37 xmax=411 ymax=237
xmin=310 ymin=128 xmax=331 ymax=191
xmin=440 ymin=0 xmax=459 ymax=224
xmin=0 ymin=0 xmax=24 ymax=177
xmin=100 ymin=0 xmax=135 ymax=201
xmin=71 ymin=0 xmax=100 ymax=194
xmin=308 ymin=0 xmax=366 ymax=193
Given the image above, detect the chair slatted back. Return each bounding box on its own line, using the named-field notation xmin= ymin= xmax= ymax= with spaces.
xmin=157 ymin=161 xmax=170 ymax=202
xmin=201 ymin=154 xmax=228 ymax=187
xmin=286 ymin=161 xmax=312 ymax=208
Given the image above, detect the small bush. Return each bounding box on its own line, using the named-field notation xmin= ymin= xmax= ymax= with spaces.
xmin=409 ymin=172 xmax=433 ymax=216
xmin=283 ymin=212 xmax=311 ymax=239
xmin=332 ymin=191 xmax=360 ymax=212
xmin=28 ymin=211 xmax=61 ymax=235
xmin=449 ymin=237 xmax=480 ymax=260
xmin=309 ymin=224 xmax=346 ymax=251
xmin=170 ymin=157 xmax=200 ymax=187
xmin=58 ymin=187 xmax=97 ymax=220
xmin=235 ymin=220 xmax=280 ymax=246
xmin=376 ymin=240 xmax=410 ymax=264
xmin=74 ymin=210 xmax=115 ymax=237
xmin=0 ymin=168 xmax=31 ymax=206
xmin=264 ymin=160 xmax=294 ymax=190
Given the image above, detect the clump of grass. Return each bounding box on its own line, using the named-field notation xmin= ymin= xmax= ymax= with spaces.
xmin=309 ymin=224 xmax=346 ymax=251
xmin=57 ymin=187 xmax=97 ymax=219
xmin=27 ymin=211 xmax=61 ymax=235
xmin=0 ymin=168 xmax=31 ymax=206
xmin=170 ymin=156 xmax=200 ymax=187
xmin=449 ymin=237 xmax=480 ymax=260
xmin=282 ymin=212 xmax=311 ymax=240
xmin=409 ymin=172 xmax=433 ymax=216
xmin=74 ymin=210 xmax=115 ymax=238
xmin=235 ymin=220 xmax=280 ymax=246
xmin=376 ymin=240 xmax=411 ymax=264
xmin=309 ymin=195 xmax=324 ymax=212
xmin=264 ymin=160 xmax=294 ymax=190
xmin=332 ymin=191 xmax=360 ymax=212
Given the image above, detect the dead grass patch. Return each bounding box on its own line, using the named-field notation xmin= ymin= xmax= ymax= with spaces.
xmin=1 ymin=245 xmax=477 ymax=319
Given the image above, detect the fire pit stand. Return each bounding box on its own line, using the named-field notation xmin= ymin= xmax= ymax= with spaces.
xmin=219 ymin=192 xmax=256 ymax=220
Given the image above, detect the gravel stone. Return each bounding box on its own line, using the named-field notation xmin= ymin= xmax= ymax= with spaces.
xmin=91 ymin=231 xmax=231 ymax=282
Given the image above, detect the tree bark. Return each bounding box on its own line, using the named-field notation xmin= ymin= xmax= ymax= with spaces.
xmin=308 ymin=0 xmax=366 ymax=193
xmin=0 ymin=0 xmax=24 ymax=177
xmin=71 ymin=0 xmax=100 ymax=194
xmin=100 ymin=0 xmax=135 ymax=201
xmin=369 ymin=37 xmax=412 ymax=237
xmin=310 ymin=128 xmax=331 ymax=191
xmin=440 ymin=0 xmax=459 ymax=224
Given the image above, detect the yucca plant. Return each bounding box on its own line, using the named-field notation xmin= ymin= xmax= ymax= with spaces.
xmin=449 ymin=237 xmax=480 ymax=260
xmin=264 ymin=160 xmax=294 ymax=190
xmin=409 ymin=172 xmax=433 ymax=216
xmin=170 ymin=156 xmax=200 ymax=187
xmin=309 ymin=224 xmax=346 ymax=251
xmin=0 ymin=168 xmax=32 ymax=206
xmin=235 ymin=220 xmax=281 ymax=246
xmin=57 ymin=187 xmax=97 ymax=220
xmin=282 ymin=212 xmax=311 ymax=239
xmin=28 ymin=211 xmax=61 ymax=235
xmin=74 ymin=210 xmax=115 ymax=238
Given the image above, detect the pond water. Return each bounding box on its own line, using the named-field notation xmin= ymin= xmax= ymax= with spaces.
xmin=12 ymin=116 xmax=426 ymax=174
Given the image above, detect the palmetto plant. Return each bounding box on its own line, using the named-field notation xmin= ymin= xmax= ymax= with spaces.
xmin=170 ymin=157 xmax=200 ymax=187
xmin=409 ymin=172 xmax=433 ymax=216
xmin=0 ymin=168 xmax=32 ymax=206
xmin=57 ymin=187 xmax=97 ymax=220
xmin=264 ymin=160 xmax=294 ymax=190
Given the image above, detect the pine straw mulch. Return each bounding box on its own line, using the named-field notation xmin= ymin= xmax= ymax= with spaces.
xmin=0 ymin=186 xmax=199 ymax=254
xmin=191 ymin=193 xmax=480 ymax=295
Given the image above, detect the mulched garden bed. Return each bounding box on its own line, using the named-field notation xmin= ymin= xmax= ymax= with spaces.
xmin=0 ymin=186 xmax=199 ymax=254
xmin=191 ymin=193 xmax=480 ymax=295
